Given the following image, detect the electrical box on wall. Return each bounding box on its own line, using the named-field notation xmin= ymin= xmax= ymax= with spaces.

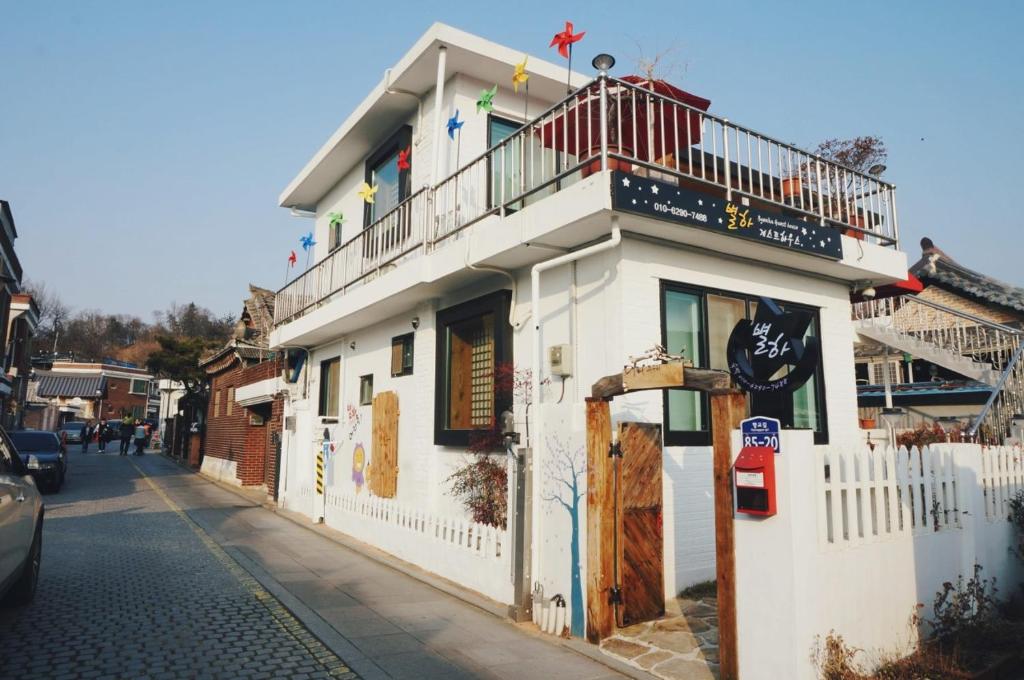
xmin=548 ymin=344 xmax=572 ymax=376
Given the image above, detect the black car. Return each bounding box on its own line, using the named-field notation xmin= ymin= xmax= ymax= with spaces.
xmin=10 ymin=431 xmax=67 ymax=493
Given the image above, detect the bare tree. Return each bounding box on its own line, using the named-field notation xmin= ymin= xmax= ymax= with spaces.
xmin=629 ymin=38 xmax=688 ymax=83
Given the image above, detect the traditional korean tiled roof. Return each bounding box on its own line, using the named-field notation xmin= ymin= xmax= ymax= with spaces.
xmin=241 ymin=284 xmax=276 ymax=346
xmin=910 ymin=238 xmax=1024 ymax=314
xmin=35 ymin=372 xmax=107 ymax=398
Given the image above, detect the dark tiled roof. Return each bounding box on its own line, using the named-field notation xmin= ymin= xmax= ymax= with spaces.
xmin=36 ymin=373 xmax=107 ymax=398
xmin=910 ymin=238 xmax=1024 ymax=314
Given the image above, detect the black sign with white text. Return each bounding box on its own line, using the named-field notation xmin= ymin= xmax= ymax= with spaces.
xmin=727 ymin=298 xmax=819 ymax=394
xmin=610 ymin=170 xmax=843 ymax=259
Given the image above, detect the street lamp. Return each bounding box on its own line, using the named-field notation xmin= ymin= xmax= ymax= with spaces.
xmin=879 ymin=407 xmax=905 ymax=448
xmin=591 ymin=53 xmax=615 ymax=76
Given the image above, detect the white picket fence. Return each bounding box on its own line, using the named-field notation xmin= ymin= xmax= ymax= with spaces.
xmin=736 ymin=432 xmax=1024 ymax=680
xmin=981 ymin=446 xmax=1024 ymax=521
xmin=323 ymin=490 xmax=513 ymax=604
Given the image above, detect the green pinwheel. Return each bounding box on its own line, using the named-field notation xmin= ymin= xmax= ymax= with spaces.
xmin=327 ymin=212 xmax=345 ymax=228
xmin=476 ymin=85 xmax=497 ymax=114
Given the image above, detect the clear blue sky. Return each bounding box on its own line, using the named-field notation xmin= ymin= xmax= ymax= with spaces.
xmin=2 ymin=1 xmax=1021 ymax=319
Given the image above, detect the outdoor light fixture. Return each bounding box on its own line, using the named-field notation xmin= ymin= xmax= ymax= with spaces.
xmin=349 ymin=341 xmax=356 ymax=351
xmin=861 ymin=286 xmax=876 ymax=299
xmin=411 ymin=316 xmax=420 ymax=330
xmin=591 ymin=53 xmax=615 ymax=74
xmin=867 ymin=163 xmax=887 ymax=177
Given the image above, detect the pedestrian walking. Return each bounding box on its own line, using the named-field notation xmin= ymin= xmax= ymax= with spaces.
xmin=119 ymin=418 xmax=133 ymax=456
xmin=81 ymin=420 xmax=92 ymax=454
xmin=97 ymin=419 xmax=107 ymax=453
xmin=143 ymin=421 xmax=153 ymax=448
xmin=133 ymin=420 xmax=147 ymax=456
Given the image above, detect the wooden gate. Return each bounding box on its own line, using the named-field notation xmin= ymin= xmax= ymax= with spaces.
xmin=616 ymin=421 xmax=664 ymax=627
xmin=369 ymin=391 xmax=399 ymax=498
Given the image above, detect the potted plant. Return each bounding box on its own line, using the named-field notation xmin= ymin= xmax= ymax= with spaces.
xmin=801 ymin=136 xmax=887 ymax=239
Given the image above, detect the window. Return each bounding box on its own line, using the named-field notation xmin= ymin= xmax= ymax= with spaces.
xmin=434 ymin=291 xmax=513 ymax=446
xmin=319 ymin=357 xmax=340 ymax=418
xmin=869 ymin=361 xmax=901 ymax=385
xmin=661 ymin=282 xmax=828 ymax=445
xmin=213 ymin=390 xmax=221 ymax=418
xmin=226 ymin=387 xmax=234 ymax=416
xmin=129 ymin=379 xmax=148 ymax=395
xmin=391 ymin=334 xmax=414 ymax=377
xmin=328 ymin=216 xmax=345 ymax=252
xmin=364 ymin=126 xmax=412 ymax=227
xmin=359 ymin=375 xmax=374 ymax=406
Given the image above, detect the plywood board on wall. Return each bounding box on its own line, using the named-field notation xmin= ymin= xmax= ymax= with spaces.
xmin=370 ymin=391 xmax=399 ymax=498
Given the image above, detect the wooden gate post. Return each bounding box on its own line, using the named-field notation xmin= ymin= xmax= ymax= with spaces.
xmin=585 ymin=397 xmax=614 ymax=643
xmin=711 ymin=390 xmax=746 ymax=680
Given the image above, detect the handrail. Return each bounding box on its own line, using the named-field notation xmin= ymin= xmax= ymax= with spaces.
xmin=969 ymin=341 xmax=1024 ymax=437
xmin=882 ymin=294 xmax=1024 ymax=336
xmin=275 ymin=187 xmax=428 ymax=296
xmin=607 ymin=77 xmax=896 ymax=190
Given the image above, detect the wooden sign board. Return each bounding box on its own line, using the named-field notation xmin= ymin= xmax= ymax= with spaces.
xmin=622 ymin=360 xmax=685 ymax=392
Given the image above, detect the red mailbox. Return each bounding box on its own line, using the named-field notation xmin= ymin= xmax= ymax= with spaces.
xmin=734 ymin=446 xmax=776 ymax=517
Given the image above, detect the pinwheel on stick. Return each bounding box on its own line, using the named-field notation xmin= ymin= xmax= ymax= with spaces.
xmin=512 ymin=56 xmax=530 ymax=121
xmin=476 ymin=85 xmax=497 ymax=114
xmin=299 ymin=232 xmax=316 ymax=270
xmin=550 ymin=21 xmax=585 ymax=93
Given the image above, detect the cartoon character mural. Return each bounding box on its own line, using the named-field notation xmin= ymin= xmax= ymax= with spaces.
xmin=351 ymin=443 xmax=366 ymax=494
xmin=541 ymin=435 xmax=586 ymax=638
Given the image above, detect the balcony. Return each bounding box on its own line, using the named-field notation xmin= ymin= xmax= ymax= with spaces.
xmin=275 ymin=77 xmax=900 ymax=326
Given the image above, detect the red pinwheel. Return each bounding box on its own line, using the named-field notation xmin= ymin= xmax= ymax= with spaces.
xmin=550 ymin=21 xmax=584 ymax=59
xmin=288 ymin=250 xmax=297 ymax=267
xmin=397 ymin=146 xmax=411 ymax=171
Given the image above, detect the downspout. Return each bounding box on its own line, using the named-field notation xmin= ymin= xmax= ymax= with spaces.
xmin=464 ymin=240 xmax=524 ymax=330
xmin=529 ymin=217 xmax=621 ymax=584
xmin=383 ymin=68 xmax=424 ymax=145
xmin=430 ymin=45 xmax=448 ymax=186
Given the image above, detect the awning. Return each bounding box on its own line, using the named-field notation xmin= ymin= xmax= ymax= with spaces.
xmin=234 ymin=377 xmax=283 ymax=408
xmin=36 ymin=374 xmax=107 ymax=398
xmin=851 ymin=273 xmax=924 ymax=303
xmin=537 ymin=75 xmax=712 ymax=161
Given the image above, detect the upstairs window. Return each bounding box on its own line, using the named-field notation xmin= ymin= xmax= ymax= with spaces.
xmin=434 ymin=291 xmax=512 ymax=447
xmin=364 ymin=126 xmax=412 ymax=227
xmin=129 ymin=379 xmax=149 ymax=395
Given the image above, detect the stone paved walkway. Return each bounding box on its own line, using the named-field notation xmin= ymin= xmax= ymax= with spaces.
xmin=599 ymin=597 xmax=720 ymax=680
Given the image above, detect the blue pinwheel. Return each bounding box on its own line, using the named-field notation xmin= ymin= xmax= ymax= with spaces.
xmin=446 ymin=110 xmax=464 ymax=140
xmin=300 ymin=232 xmax=316 ymax=251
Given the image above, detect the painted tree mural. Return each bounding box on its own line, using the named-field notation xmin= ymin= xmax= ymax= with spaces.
xmin=541 ymin=435 xmax=586 ymax=638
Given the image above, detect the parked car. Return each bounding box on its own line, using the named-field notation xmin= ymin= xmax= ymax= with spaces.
xmin=0 ymin=426 xmax=44 ymax=606
xmin=10 ymin=431 xmax=66 ymax=493
xmin=57 ymin=421 xmax=86 ymax=444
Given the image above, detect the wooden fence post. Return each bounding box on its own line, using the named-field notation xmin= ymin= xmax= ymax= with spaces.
xmin=585 ymin=397 xmax=614 ymax=643
xmin=711 ymin=390 xmax=745 ymax=680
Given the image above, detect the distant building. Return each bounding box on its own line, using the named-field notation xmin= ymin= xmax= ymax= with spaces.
xmin=199 ymin=286 xmax=284 ymax=498
xmin=24 ymin=361 xmax=154 ymax=430
xmin=0 ymin=201 xmax=29 ymax=424
xmin=6 ymin=292 xmax=39 ymax=428
xmin=854 ymin=237 xmax=1024 ymax=440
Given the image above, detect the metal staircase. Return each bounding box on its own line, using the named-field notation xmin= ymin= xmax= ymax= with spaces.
xmin=853 ymin=295 xmax=1024 ymax=443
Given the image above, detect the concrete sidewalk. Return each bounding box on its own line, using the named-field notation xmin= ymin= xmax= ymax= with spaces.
xmin=144 ymin=454 xmax=640 ymax=680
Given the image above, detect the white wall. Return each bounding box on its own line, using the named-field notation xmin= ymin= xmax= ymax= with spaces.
xmin=735 ymin=434 xmax=1024 ymax=680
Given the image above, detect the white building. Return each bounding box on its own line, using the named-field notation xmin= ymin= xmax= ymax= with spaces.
xmin=269 ymin=23 xmax=907 ymax=645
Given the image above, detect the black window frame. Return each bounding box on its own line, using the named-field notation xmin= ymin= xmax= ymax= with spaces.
xmin=391 ymin=333 xmax=415 ymax=377
xmin=434 ymin=290 xmax=513 ymax=447
xmin=318 ymin=356 xmax=340 ymax=420
xmin=359 ymin=374 xmax=374 ymax=406
xmin=363 ymin=125 xmax=413 ymax=229
xmin=660 ymin=280 xmax=829 ymax=446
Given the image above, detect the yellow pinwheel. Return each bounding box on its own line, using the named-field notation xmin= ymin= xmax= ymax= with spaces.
xmin=512 ymin=56 xmax=529 ymax=94
xmin=358 ymin=182 xmax=378 ymax=204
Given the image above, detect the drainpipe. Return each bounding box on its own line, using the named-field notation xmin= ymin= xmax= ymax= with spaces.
xmin=529 ymin=218 xmax=621 ymax=582
xmin=384 ymin=68 xmax=424 ymax=144
xmin=430 ymin=45 xmax=448 ymax=186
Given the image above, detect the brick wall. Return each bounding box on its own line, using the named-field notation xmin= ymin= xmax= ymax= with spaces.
xmin=204 ymin=356 xmax=283 ymax=488
xmin=919 ymin=286 xmax=1023 ymax=326
xmin=101 ymin=376 xmax=150 ymax=421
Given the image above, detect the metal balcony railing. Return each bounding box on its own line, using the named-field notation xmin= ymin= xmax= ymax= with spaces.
xmin=275 ymin=77 xmax=901 ymax=325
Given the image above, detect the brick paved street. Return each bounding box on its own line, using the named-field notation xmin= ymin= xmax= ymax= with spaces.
xmin=0 ymin=449 xmax=633 ymax=680
xmin=0 ymin=449 xmax=358 ymax=680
